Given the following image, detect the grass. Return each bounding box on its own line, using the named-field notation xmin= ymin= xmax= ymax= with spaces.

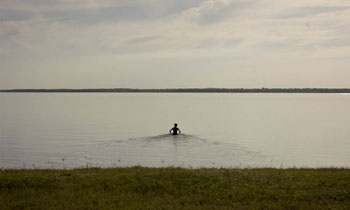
xmin=1 ymin=167 xmax=350 ymax=210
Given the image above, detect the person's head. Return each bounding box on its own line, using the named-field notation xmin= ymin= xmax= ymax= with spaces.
xmin=174 ymin=123 xmax=177 ymax=127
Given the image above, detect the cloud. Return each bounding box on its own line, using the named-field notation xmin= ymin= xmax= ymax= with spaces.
xmin=1 ymin=0 xmax=350 ymax=88
xmin=1 ymin=0 xmax=349 ymax=57
xmin=277 ymin=6 xmax=350 ymax=19
xmin=181 ymin=0 xmax=254 ymax=25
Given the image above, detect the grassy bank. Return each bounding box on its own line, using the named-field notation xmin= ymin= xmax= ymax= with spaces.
xmin=1 ymin=167 xmax=349 ymax=210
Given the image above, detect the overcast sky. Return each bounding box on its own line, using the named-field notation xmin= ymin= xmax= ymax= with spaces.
xmin=0 ymin=0 xmax=349 ymax=89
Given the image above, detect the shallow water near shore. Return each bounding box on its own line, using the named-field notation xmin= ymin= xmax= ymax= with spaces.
xmin=1 ymin=93 xmax=350 ymax=169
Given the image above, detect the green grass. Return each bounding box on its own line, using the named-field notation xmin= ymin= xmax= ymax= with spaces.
xmin=1 ymin=167 xmax=350 ymax=210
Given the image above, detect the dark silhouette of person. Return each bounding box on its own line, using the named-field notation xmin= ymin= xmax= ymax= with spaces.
xmin=169 ymin=123 xmax=181 ymax=135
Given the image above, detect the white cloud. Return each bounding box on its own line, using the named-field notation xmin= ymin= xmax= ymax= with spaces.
xmin=0 ymin=0 xmax=349 ymax=88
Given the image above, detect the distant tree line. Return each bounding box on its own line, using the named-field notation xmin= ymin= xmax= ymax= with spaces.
xmin=1 ymin=88 xmax=350 ymax=93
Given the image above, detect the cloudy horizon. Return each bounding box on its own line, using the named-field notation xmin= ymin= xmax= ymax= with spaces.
xmin=1 ymin=0 xmax=350 ymax=89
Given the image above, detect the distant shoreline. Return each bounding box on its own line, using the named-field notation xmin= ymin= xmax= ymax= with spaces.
xmin=1 ymin=88 xmax=350 ymax=93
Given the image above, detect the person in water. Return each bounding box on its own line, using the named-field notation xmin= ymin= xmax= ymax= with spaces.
xmin=169 ymin=123 xmax=181 ymax=135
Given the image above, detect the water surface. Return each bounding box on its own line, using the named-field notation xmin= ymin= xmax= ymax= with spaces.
xmin=0 ymin=93 xmax=349 ymax=168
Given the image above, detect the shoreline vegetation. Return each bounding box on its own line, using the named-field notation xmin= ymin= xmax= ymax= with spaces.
xmin=1 ymin=167 xmax=349 ymax=209
xmin=1 ymin=88 xmax=350 ymax=93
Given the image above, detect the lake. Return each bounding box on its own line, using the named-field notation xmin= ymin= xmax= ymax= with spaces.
xmin=0 ymin=93 xmax=349 ymax=169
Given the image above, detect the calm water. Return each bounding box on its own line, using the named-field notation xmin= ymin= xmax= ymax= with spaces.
xmin=1 ymin=93 xmax=349 ymax=169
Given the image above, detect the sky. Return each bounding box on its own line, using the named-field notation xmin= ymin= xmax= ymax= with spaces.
xmin=0 ymin=0 xmax=349 ymax=89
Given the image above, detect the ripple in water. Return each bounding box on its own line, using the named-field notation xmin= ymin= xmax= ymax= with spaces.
xmin=75 ymin=134 xmax=270 ymax=168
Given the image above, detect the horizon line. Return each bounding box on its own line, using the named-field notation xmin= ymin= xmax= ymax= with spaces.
xmin=1 ymin=88 xmax=350 ymax=93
